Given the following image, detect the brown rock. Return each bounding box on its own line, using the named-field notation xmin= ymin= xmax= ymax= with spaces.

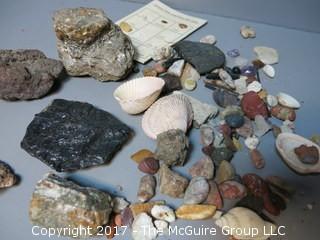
xmin=0 ymin=160 xmax=17 ymax=188
xmin=294 ymin=144 xmax=319 ymax=165
xmin=215 ymin=160 xmax=235 ymax=184
xmin=252 ymin=59 xmax=265 ymax=69
xmin=137 ymin=175 xmax=156 ymax=202
xmin=130 ymin=201 xmax=165 ymax=217
xmin=131 ymin=149 xmax=154 ymax=164
xmin=250 ymin=149 xmax=265 ymax=169
xmin=219 ymin=180 xmax=247 ymax=199
xmin=270 ymin=105 xmax=296 ymax=121
xmin=189 ymin=156 xmax=214 ymax=179
xmin=114 ymin=214 xmax=122 ymax=227
xmin=266 ymin=175 xmax=295 ymax=197
xmin=204 ymin=180 xmax=223 ymax=209
xmin=106 ymin=215 xmax=116 ymax=239
xmin=241 ymin=91 xmax=269 ymax=119
xmin=138 ymin=157 xmax=160 ymax=174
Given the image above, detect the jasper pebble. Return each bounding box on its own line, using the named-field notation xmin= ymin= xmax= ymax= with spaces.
xmin=244 ymin=135 xmax=259 ymax=150
xmin=215 ymin=160 xmax=235 ymax=184
xmin=241 ymin=91 xmax=269 ymax=119
xmin=132 ymin=213 xmax=157 ymax=240
xmin=270 ymin=105 xmax=296 ymax=121
xmin=247 ymin=81 xmax=262 ymax=93
xmin=219 ymin=180 xmax=247 ymax=199
xmin=200 ymin=35 xmax=217 ymax=44
xmin=176 ymin=204 xmax=216 ymax=220
xmin=200 ymin=124 xmax=214 ymax=146
xmin=267 ymin=95 xmax=278 ymax=107
xmin=138 ymin=157 xmax=159 ymax=174
xmin=131 ymin=149 xmax=154 ymax=164
xmin=189 ymin=155 xmax=214 ymax=179
xmin=184 ymin=176 xmax=209 ymax=204
xmin=294 ymin=144 xmax=319 ymax=165
xmin=137 ymin=175 xmax=156 ymax=202
xmin=250 ymin=149 xmax=265 ymax=169
xmin=277 ymin=92 xmax=300 ymax=109
xmin=254 ymin=46 xmax=279 ymax=65
xmin=240 ymin=25 xmax=256 ymax=39
xmin=151 ymin=205 xmax=176 ymax=222
xmin=0 ymin=161 xmax=17 ymax=188
xmin=262 ymin=64 xmax=275 ymax=78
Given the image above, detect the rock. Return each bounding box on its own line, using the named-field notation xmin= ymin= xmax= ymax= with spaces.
xmin=211 ymin=147 xmax=234 ymax=166
xmin=119 ymin=21 xmax=133 ymax=32
xmin=266 ymin=176 xmax=295 ymax=197
xmin=189 ymin=155 xmax=214 ymax=179
xmin=219 ymin=69 xmax=234 ymax=88
xmin=184 ymin=177 xmax=209 ymax=204
xmin=204 ymin=180 xmax=223 ymax=209
xmin=0 ymin=49 xmax=64 ymax=100
xmin=113 ymin=197 xmax=130 ymax=213
xmin=258 ymin=89 xmax=268 ymax=101
xmin=247 ymin=81 xmax=262 ymax=93
xmin=236 ymin=194 xmax=264 ymax=214
xmin=21 ymin=99 xmax=132 ymax=172
xmin=121 ymin=207 xmax=134 ymax=227
xmin=0 ymin=160 xmax=17 ymax=188
xmin=114 ymin=214 xmax=122 ymax=227
xmin=132 ymin=213 xmax=157 ymax=240
xmin=240 ymin=25 xmax=256 ymax=39
xmin=152 ymin=46 xmax=175 ymax=61
xmin=176 ymin=204 xmax=216 ymax=220
xmin=213 ymin=89 xmax=239 ymax=108
xmin=244 ymin=135 xmax=259 ymax=150
xmin=131 ymin=149 xmax=154 ymax=164
xmin=277 ymin=92 xmax=301 ymax=109
xmin=253 ymin=115 xmax=271 ymax=137
xmin=173 ymin=40 xmax=225 ymax=74
xmin=254 ymin=46 xmax=279 ymax=65
xmin=153 ymin=61 xmax=167 ymax=74
xmin=220 ymin=105 xmax=243 ymax=119
xmin=29 ymin=173 xmax=113 ymax=237
xmin=151 ymin=205 xmax=176 ymax=222
xmin=294 ymin=144 xmax=319 ymax=165
xmin=143 ymin=67 xmax=158 ymax=77
xmin=270 ymin=105 xmax=296 ymax=121
xmin=272 ymin=124 xmax=282 ymax=138
xmin=138 ymin=157 xmax=160 ymax=174
xmin=200 ymin=124 xmax=214 ymax=146
xmin=267 ymin=95 xmax=278 ymax=107
xmin=262 ymin=64 xmax=275 ymax=78
xmin=234 ymin=76 xmax=248 ymax=95
xmin=227 ymin=49 xmax=240 ymax=58
xmin=231 ymin=56 xmax=249 ymax=68
xmin=106 ymin=215 xmax=117 ymax=239
xmin=215 ymin=160 xmax=235 ymax=184
xmin=241 ymin=91 xmax=269 ymax=119
xmin=137 ymin=175 xmax=156 ymax=202
xmin=236 ymin=116 xmax=253 ymax=138
xmin=130 ymin=201 xmax=165 ymax=217
xmin=167 ymin=59 xmax=185 ymax=77
xmin=250 ymin=149 xmax=265 ymax=169
xmin=53 ymin=8 xmax=134 ymax=81
xmin=225 ymin=113 xmax=245 ymax=128
xmin=180 ymin=63 xmax=200 ymax=91
xmin=159 ymin=165 xmax=189 ymax=198
xmin=241 ymin=65 xmax=257 ymax=77
xmin=155 ymin=129 xmax=189 ymax=166
xmin=154 ymin=220 xmax=169 ymax=235
xmin=161 ymin=73 xmax=182 ymax=94
xmin=219 ymin=180 xmax=247 ymax=199
xmin=202 ymin=144 xmax=215 ymax=156
xmin=232 ymin=137 xmax=242 ymax=151
xmin=252 ymin=59 xmax=266 ymax=69
xmin=200 ymin=35 xmax=217 ymax=44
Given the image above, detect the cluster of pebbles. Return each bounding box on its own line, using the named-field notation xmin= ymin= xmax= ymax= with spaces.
xmin=0 ymin=5 xmax=319 ymax=240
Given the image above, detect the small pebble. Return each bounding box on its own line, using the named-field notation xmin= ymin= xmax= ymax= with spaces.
xmin=184 ymin=176 xmax=210 ymax=204
xmin=167 ymin=59 xmax=185 ymax=77
xmin=241 ymin=91 xmax=269 ymax=119
xmin=250 ymin=149 xmax=265 ymax=169
xmin=121 ymin=207 xmax=134 ymax=227
xmin=234 ymin=76 xmax=248 ymax=95
xmin=200 ymin=124 xmax=214 ymax=146
xmin=240 ymin=25 xmax=256 ymax=39
xmin=0 ymin=161 xmax=17 ymax=188
xmin=213 ymin=89 xmax=239 ymax=108
xmin=114 ymin=214 xmax=122 ymax=227
xmin=219 ymin=180 xmax=247 ymax=199
xmin=244 ymin=135 xmax=259 ymax=150
xmin=272 ymin=124 xmax=282 ymax=138
xmin=138 ymin=157 xmax=160 ymax=175
xmin=151 ymin=205 xmax=176 ymax=222
xmin=225 ymin=113 xmax=245 ymax=128
xmin=200 ymin=35 xmax=217 ymax=44
xmin=153 ymin=61 xmax=167 ymax=74
xmin=262 ymin=64 xmax=275 ymax=78
xmin=215 ymin=160 xmax=235 ymax=184
xmin=204 ymin=180 xmax=223 ymax=209
xmin=189 ymin=155 xmax=214 ymax=179
xmin=294 ymin=144 xmax=319 ymax=165
xmin=137 ymin=175 xmax=156 ymax=202
xmin=254 ymin=46 xmax=279 ymax=65
xmin=227 ymin=49 xmax=240 ymax=58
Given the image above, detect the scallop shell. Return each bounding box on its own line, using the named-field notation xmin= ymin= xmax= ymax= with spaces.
xmin=113 ymin=77 xmax=165 ymax=114
xmin=277 ymin=92 xmax=300 ymax=109
xmin=142 ymin=94 xmax=193 ymax=139
xmin=276 ymin=133 xmax=320 ymax=174
xmin=215 ymin=207 xmax=276 ymax=240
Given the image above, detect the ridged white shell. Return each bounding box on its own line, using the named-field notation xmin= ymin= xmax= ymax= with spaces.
xmin=276 ymin=133 xmax=320 ymax=174
xmin=215 ymin=207 xmax=276 ymax=240
xmin=142 ymin=94 xmax=193 ymax=139
xmin=113 ymin=77 xmax=165 ymax=114
xmin=277 ymin=92 xmax=300 ymax=109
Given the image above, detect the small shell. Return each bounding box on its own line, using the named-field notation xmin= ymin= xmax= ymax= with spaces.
xmin=240 ymin=25 xmax=256 ymax=39
xmin=151 ymin=205 xmax=176 ymax=222
xmin=267 ymin=95 xmax=278 ymax=107
xmin=215 ymin=207 xmax=276 ymax=240
xmin=262 ymin=64 xmax=275 ymax=78
xmin=142 ymin=94 xmax=193 ymax=139
xmin=277 ymin=92 xmax=300 ymax=109
xmin=276 ymin=133 xmax=320 ymax=174
xmin=114 ymin=77 xmax=165 ymax=114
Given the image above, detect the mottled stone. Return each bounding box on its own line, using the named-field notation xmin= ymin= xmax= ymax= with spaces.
xmin=211 ymin=147 xmax=234 ymax=166
xmin=173 ymin=41 xmax=225 ymax=74
xmin=184 ymin=177 xmax=209 ymax=204
xmin=161 ymin=73 xmax=182 ymax=94
xmin=0 ymin=160 xmax=17 ymax=188
xmin=151 ymin=205 xmax=176 ymax=222
xmin=138 ymin=157 xmax=160 ymax=175
xmin=189 ymin=156 xmax=214 ymax=179
xmin=253 ymin=115 xmax=271 ymax=137
xmin=270 ymin=105 xmax=296 ymax=121
xmin=215 ymin=160 xmax=235 ymax=184
xmin=250 ymin=149 xmax=265 ymax=169
xmin=225 ymin=113 xmax=245 ymax=128
xmin=159 ymin=165 xmax=189 ymax=198
xmin=155 ymin=129 xmax=189 ymax=167
xmin=219 ymin=180 xmax=247 ymax=199
xmin=294 ymin=145 xmax=319 ymax=165
xmin=204 ymin=180 xmax=223 ymax=209
xmin=29 ymin=173 xmax=113 ymax=237
xmin=254 ymin=46 xmax=279 ymax=65
xmin=240 ymin=25 xmax=256 ymax=39
xmin=53 ymin=8 xmax=134 ymax=81
xmin=21 ymin=99 xmax=132 ymax=172
xmin=0 ymin=49 xmax=64 ymax=100
xmin=241 ymin=91 xmax=269 ymax=119
xmin=113 ymin=197 xmax=129 ymax=213
xmin=121 ymin=207 xmax=134 ymax=227
xmin=167 ymin=59 xmax=185 ymax=77
xmin=137 ymin=175 xmax=156 ymax=202
xmin=213 ymin=89 xmax=239 ymax=108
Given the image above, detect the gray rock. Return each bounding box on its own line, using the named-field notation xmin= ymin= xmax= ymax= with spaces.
xmin=184 ymin=177 xmax=209 ymax=204
xmin=29 ymin=173 xmax=113 ymax=237
xmin=155 ymin=129 xmax=189 ymax=166
xmin=53 ymin=7 xmax=134 ymax=81
xmin=0 ymin=160 xmax=17 ymax=188
xmin=189 ymin=155 xmax=214 ymax=179
xmin=21 ymin=99 xmax=133 ymax=172
xmin=137 ymin=175 xmax=156 ymax=202
xmin=0 ymin=49 xmax=64 ymax=100
xmin=215 ymin=160 xmax=235 ymax=184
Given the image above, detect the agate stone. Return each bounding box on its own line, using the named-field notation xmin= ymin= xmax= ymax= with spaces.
xmin=21 ymin=99 xmax=132 ymax=172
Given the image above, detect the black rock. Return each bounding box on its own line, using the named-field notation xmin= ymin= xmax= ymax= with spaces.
xmin=236 ymin=194 xmax=264 ymax=214
xmin=213 ymin=89 xmax=239 ymax=108
xmin=21 ymin=99 xmax=133 ymax=172
xmin=225 ymin=66 xmax=240 ymax=80
xmin=160 ymin=73 xmax=182 ymax=94
xmin=173 ymin=41 xmax=225 ymax=75
xmin=206 ymin=72 xmax=220 ymax=80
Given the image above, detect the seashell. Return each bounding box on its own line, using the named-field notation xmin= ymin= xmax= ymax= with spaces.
xmin=142 ymin=94 xmax=193 ymax=139
xmin=247 ymin=81 xmax=262 ymax=93
xmin=151 ymin=205 xmax=176 ymax=222
xmin=277 ymin=92 xmax=300 ymax=109
xmin=253 ymin=46 xmax=279 ymax=65
xmin=114 ymin=77 xmax=165 ymax=114
xmin=276 ymin=133 xmax=320 ymax=174
xmin=262 ymin=64 xmax=275 ymax=78
xmin=215 ymin=207 xmax=276 ymax=240
xmin=176 ymin=204 xmax=216 ymax=220
xmin=267 ymin=94 xmax=278 ymax=107
xmin=132 ymin=213 xmax=157 ymax=240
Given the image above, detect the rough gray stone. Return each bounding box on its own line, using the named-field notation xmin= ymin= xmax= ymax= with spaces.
xmin=0 ymin=160 xmax=17 ymax=188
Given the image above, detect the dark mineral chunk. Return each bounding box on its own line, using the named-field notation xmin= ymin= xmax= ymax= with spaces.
xmin=21 ymin=99 xmax=132 ymax=172
xmin=160 ymin=73 xmax=182 ymax=94
xmin=0 ymin=49 xmax=64 ymax=100
xmin=173 ymin=41 xmax=225 ymax=74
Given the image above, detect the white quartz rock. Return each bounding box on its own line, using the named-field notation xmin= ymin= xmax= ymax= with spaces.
xmin=151 ymin=205 xmax=176 ymax=222
xmin=277 ymin=92 xmax=301 ymax=109
xmin=244 ymin=135 xmax=259 ymax=150
xmin=132 ymin=213 xmax=157 ymax=240
xmin=262 ymin=64 xmax=275 ymax=78
xmin=247 ymin=81 xmax=262 ymax=93
xmin=254 ymin=46 xmax=279 ymax=65
xmin=167 ymin=59 xmax=185 ymax=77
xmin=200 ymin=35 xmax=217 ymax=44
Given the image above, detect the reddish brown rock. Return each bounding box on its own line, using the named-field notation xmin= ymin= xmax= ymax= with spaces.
xmin=250 ymin=149 xmax=265 ymax=169
xmin=204 ymin=180 xmax=223 ymax=209
xmin=294 ymin=144 xmax=319 ymax=165
xmin=202 ymin=144 xmax=214 ymax=156
xmin=189 ymin=156 xmax=214 ymax=179
xmin=219 ymin=180 xmax=247 ymax=200
xmin=138 ymin=157 xmax=160 ymax=174
xmin=241 ymin=91 xmax=269 ymax=120
xmin=270 ymin=105 xmax=296 ymax=121
xmin=121 ymin=207 xmax=134 ymax=227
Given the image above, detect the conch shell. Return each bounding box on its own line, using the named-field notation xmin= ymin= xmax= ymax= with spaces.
xmin=113 ymin=77 xmax=165 ymax=114
xmin=215 ymin=207 xmax=276 ymax=240
xmin=142 ymin=94 xmax=193 ymax=139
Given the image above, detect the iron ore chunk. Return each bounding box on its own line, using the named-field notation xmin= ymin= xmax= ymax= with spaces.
xmin=173 ymin=41 xmax=225 ymax=74
xmin=29 ymin=173 xmax=113 ymax=237
xmin=0 ymin=49 xmax=64 ymax=100
xmin=21 ymin=99 xmax=133 ymax=172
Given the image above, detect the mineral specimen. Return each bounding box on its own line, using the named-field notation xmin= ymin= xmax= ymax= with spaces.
xmin=0 ymin=49 xmax=64 ymax=100
xmin=215 ymin=160 xmax=235 ymax=184
xmin=29 ymin=173 xmax=113 ymax=237
xmin=53 ymin=7 xmax=134 ymax=81
xmin=21 ymin=99 xmax=132 ymax=172
xmin=204 ymin=180 xmax=223 ymax=209
xmin=132 ymin=213 xmax=157 ymax=240
xmin=137 ymin=175 xmax=156 ymax=202
xmin=241 ymin=91 xmax=269 ymax=119
xmin=151 ymin=205 xmax=176 ymax=222
xmin=155 ymin=129 xmax=189 ymax=166
xmin=159 ymin=164 xmax=189 ymax=198
xmin=0 ymin=160 xmax=18 ymax=188
xmin=138 ymin=157 xmax=160 ymax=174
xmin=189 ymin=155 xmax=214 ymax=179
xmin=184 ymin=176 xmax=209 ymax=204
xmin=294 ymin=144 xmax=319 ymax=165
xmin=175 ymin=204 xmax=216 ymax=220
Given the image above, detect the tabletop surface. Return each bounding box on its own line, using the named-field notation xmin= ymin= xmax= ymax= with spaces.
xmin=0 ymin=0 xmax=319 ymax=239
